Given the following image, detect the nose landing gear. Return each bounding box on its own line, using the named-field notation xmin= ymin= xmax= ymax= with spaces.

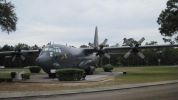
xmin=85 ymin=66 xmax=95 ymax=75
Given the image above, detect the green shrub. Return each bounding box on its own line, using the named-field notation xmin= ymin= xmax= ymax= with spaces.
xmin=103 ymin=64 xmax=113 ymax=72
xmin=56 ymin=68 xmax=85 ymax=81
xmin=0 ymin=72 xmax=16 ymax=82
xmin=10 ymin=72 xmax=16 ymax=78
xmin=29 ymin=66 xmax=41 ymax=73
xmin=21 ymin=73 xmax=30 ymax=80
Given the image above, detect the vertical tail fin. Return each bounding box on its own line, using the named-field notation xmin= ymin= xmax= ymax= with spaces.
xmin=94 ymin=26 xmax=99 ymax=49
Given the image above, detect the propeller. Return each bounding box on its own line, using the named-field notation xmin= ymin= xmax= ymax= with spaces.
xmin=100 ymin=39 xmax=108 ymax=47
xmin=12 ymin=49 xmax=26 ymax=62
xmin=89 ymin=26 xmax=110 ymax=66
xmin=124 ymin=37 xmax=145 ymax=59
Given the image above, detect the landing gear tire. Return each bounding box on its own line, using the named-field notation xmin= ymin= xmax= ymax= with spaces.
xmin=85 ymin=66 xmax=95 ymax=75
xmin=48 ymin=73 xmax=56 ymax=78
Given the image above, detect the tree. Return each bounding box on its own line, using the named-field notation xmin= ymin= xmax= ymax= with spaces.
xmin=157 ymin=0 xmax=178 ymax=43
xmin=145 ymin=41 xmax=158 ymax=45
xmin=31 ymin=44 xmax=40 ymax=50
xmin=0 ymin=0 xmax=17 ymax=33
xmin=1 ymin=44 xmax=14 ymax=51
xmin=14 ymin=43 xmax=30 ymax=50
xmin=80 ymin=45 xmax=89 ymax=48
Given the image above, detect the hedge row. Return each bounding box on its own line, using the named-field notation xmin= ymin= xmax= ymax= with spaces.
xmin=29 ymin=66 xmax=41 ymax=73
xmin=21 ymin=73 xmax=31 ymax=80
xmin=0 ymin=72 xmax=16 ymax=82
xmin=56 ymin=68 xmax=85 ymax=81
xmin=103 ymin=64 xmax=113 ymax=72
xmin=0 ymin=71 xmax=31 ymax=82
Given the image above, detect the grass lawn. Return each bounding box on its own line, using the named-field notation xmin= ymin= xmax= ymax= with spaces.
xmin=96 ymin=65 xmax=178 ymax=84
xmin=0 ymin=68 xmax=30 ymax=73
xmin=0 ymin=66 xmax=45 ymax=74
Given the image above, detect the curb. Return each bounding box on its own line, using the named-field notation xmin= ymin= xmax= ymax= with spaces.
xmin=1 ymin=80 xmax=178 ymax=99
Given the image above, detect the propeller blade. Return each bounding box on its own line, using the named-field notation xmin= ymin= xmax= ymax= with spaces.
xmin=100 ymin=38 xmax=108 ymax=46
xmin=137 ymin=52 xmax=145 ymax=59
xmin=138 ymin=37 xmax=145 ymax=45
xmin=123 ymin=38 xmax=132 ymax=46
xmin=20 ymin=55 xmax=25 ymax=61
xmin=12 ymin=55 xmax=16 ymax=62
xmin=124 ymin=50 xmax=132 ymax=59
xmin=104 ymin=53 xmax=110 ymax=59
xmin=94 ymin=26 xmax=99 ymax=49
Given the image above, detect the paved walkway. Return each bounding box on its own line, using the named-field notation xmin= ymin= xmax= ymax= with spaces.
xmin=22 ymin=74 xmax=111 ymax=83
xmin=0 ymin=80 xmax=178 ymax=99
xmin=19 ymin=72 xmax=124 ymax=83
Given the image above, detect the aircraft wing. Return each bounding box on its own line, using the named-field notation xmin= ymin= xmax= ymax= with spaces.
xmin=104 ymin=44 xmax=178 ymax=55
xmin=0 ymin=50 xmax=40 ymax=55
xmin=104 ymin=46 xmax=132 ymax=55
xmin=83 ymin=44 xmax=178 ymax=55
xmin=0 ymin=49 xmax=40 ymax=62
xmin=0 ymin=49 xmax=40 ymax=66
xmin=82 ymin=48 xmax=96 ymax=55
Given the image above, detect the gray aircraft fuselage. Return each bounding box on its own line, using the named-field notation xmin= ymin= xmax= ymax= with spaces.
xmin=36 ymin=44 xmax=99 ymax=74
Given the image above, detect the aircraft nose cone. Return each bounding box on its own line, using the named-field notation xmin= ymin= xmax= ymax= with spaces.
xmin=36 ymin=55 xmax=52 ymax=74
xmin=37 ymin=56 xmax=51 ymax=64
xmin=36 ymin=52 xmax=52 ymax=67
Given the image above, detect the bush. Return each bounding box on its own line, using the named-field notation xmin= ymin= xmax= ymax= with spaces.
xmin=10 ymin=72 xmax=16 ymax=78
xmin=21 ymin=73 xmax=30 ymax=80
xmin=0 ymin=72 xmax=16 ymax=82
xmin=103 ymin=64 xmax=113 ymax=72
xmin=56 ymin=68 xmax=85 ymax=81
xmin=29 ymin=66 xmax=41 ymax=73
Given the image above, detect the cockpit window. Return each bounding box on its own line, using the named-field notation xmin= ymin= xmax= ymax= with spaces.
xmin=43 ymin=48 xmax=49 ymax=51
xmin=48 ymin=48 xmax=54 ymax=52
xmin=54 ymin=47 xmax=62 ymax=53
xmin=42 ymin=47 xmax=61 ymax=53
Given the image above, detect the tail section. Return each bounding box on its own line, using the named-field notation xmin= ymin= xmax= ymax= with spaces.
xmin=94 ymin=26 xmax=99 ymax=49
xmin=89 ymin=26 xmax=108 ymax=49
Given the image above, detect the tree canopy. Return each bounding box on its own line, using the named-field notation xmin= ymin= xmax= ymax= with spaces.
xmin=0 ymin=0 xmax=17 ymax=33
xmin=145 ymin=41 xmax=158 ymax=45
xmin=157 ymin=0 xmax=178 ymax=43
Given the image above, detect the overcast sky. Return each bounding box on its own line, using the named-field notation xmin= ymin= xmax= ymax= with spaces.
xmin=0 ymin=0 xmax=168 ymax=47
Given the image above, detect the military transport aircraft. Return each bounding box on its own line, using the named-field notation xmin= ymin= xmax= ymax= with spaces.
xmin=1 ymin=27 xmax=178 ymax=76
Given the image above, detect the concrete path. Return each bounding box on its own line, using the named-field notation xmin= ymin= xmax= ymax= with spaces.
xmin=19 ymin=72 xmax=124 ymax=83
xmin=22 ymin=74 xmax=110 ymax=83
